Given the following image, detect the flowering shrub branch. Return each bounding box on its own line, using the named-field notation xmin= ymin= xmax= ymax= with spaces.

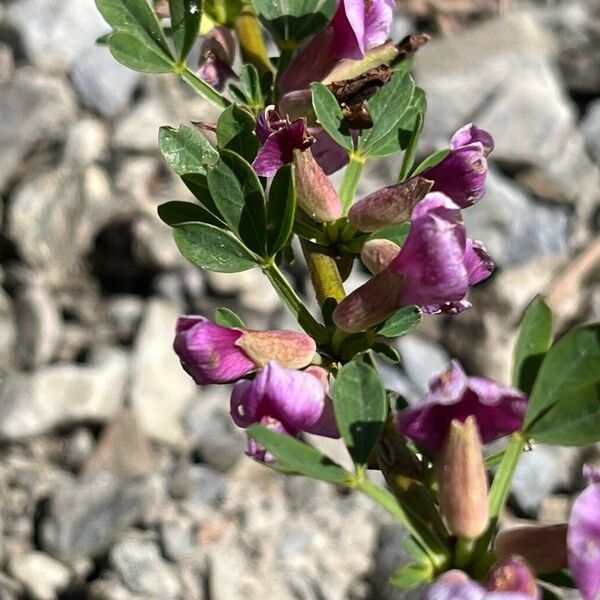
xmin=96 ymin=0 xmax=600 ymax=597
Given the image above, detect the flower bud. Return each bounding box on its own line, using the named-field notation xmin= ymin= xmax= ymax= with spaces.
xmin=494 ymin=525 xmax=568 ymax=574
xmin=198 ymin=26 xmax=237 ymax=90
xmin=361 ymin=239 xmax=401 ymax=274
xmin=293 ymin=148 xmax=343 ymax=222
xmin=487 ymin=556 xmax=540 ymax=599
xmin=348 ymin=176 xmax=432 ymax=232
xmin=436 ymin=416 xmax=489 ymax=538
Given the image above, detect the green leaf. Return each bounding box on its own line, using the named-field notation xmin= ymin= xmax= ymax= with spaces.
xmin=168 ymin=0 xmax=203 ymax=61
xmin=333 ymin=359 xmax=387 ymax=465
xmin=247 ymin=424 xmax=351 ymax=483
xmin=157 ymin=200 xmax=222 ymax=227
xmin=239 ymin=64 xmax=263 ymax=108
xmin=216 ymin=105 xmax=260 ymax=163
xmin=360 ymin=73 xmax=415 ymax=157
xmin=311 ymin=82 xmax=353 ymax=151
xmin=377 ymin=306 xmax=422 ymax=338
xmin=159 ymin=125 xmax=219 ymax=176
xmin=214 ymin=307 xmax=245 ymax=328
xmin=372 ymin=342 xmax=401 ymax=363
xmin=525 ymin=324 xmax=600 ymax=429
xmin=412 ymin=148 xmax=451 ymax=176
xmin=207 ymin=149 xmax=267 ymax=255
xmin=370 ymin=222 xmax=411 ymax=246
xmin=96 ymin=0 xmax=172 ymax=56
xmin=252 ymin=0 xmax=337 ymax=45
xmin=512 ymin=296 xmax=553 ymax=394
xmin=390 ymin=562 xmax=433 ymax=589
xmin=106 ymin=31 xmax=174 ymax=72
xmin=173 ymin=222 xmax=259 ymax=272
xmin=266 ymin=164 xmax=296 ymax=256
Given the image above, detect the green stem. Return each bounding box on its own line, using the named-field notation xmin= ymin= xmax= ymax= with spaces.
xmin=179 ymin=67 xmax=231 ymax=109
xmin=356 ymin=476 xmax=449 ymax=571
xmin=454 ymin=537 xmax=475 ymax=570
xmin=398 ymin=113 xmax=423 ymax=182
xmin=262 ymin=262 xmax=328 ymax=344
xmin=489 ymin=432 xmax=525 ymax=518
xmin=340 ymin=153 xmax=366 ymax=214
xmin=470 ymin=432 xmax=525 ymax=576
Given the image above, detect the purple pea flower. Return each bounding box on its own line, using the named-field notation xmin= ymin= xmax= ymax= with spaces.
xmin=487 ymin=556 xmax=540 ymax=599
xmin=396 ymin=360 xmax=527 ymax=454
xmin=279 ymin=0 xmax=395 ymax=94
xmin=198 ymin=26 xmax=237 ymax=90
xmin=332 ymin=193 xmax=494 ymax=333
xmin=230 ymin=361 xmax=339 ymax=461
xmin=173 ymin=316 xmax=316 ymax=385
xmin=568 ymin=466 xmax=600 ymax=600
xmin=424 ymin=570 xmax=534 ymax=600
xmin=421 ymin=123 xmax=494 ymax=208
xmin=252 ymin=106 xmax=313 ymax=177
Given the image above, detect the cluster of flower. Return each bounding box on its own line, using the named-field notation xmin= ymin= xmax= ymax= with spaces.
xmin=177 ymin=1 xmax=600 ymax=598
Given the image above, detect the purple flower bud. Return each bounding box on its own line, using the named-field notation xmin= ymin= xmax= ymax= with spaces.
xmin=436 ymin=416 xmax=489 ymax=538
xmin=487 ymin=556 xmax=540 ymax=599
xmin=568 ymin=468 xmax=600 ymax=600
xmin=332 ymin=193 xmax=494 ymax=332
xmin=451 ymin=123 xmax=495 ymax=156
xmin=173 ymin=316 xmax=316 ymax=385
xmin=421 ymin=124 xmax=493 ymax=208
xmin=293 ymin=148 xmax=343 ymax=222
xmin=252 ymin=107 xmax=314 ymax=177
xmin=230 ymin=361 xmax=340 ymax=461
xmin=495 ymin=525 xmax=568 ymax=574
xmin=361 ymin=239 xmax=400 ymax=274
xmin=348 ymin=176 xmax=433 ymax=232
xmin=425 ymin=571 xmax=535 ymax=600
xmin=396 ymin=360 xmax=527 ymax=454
xmin=198 ymin=26 xmax=237 ymax=90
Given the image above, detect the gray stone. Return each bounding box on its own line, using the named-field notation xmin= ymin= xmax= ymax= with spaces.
xmin=61 ymin=428 xmax=96 ymax=472
xmin=0 ymin=573 xmax=22 ymax=600
xmin=0 ymin=347 xmax=128 ymax=440
xmin=581 ymin=99 xmax=600 ymax=165
xmin=8 ymin=552 xmax=70 ymax=600
xmin=113 ymin=95 xmax=176 ymax=153
xmin=0 ymin=70 xmax=76 ymax=193
xmin=64 ymin=118 xmax=109 ymax=166
xmin=0 ymin=42 xmax=14 ymax=82
xmin=182 ymin=389 xmax=244 ymax=472
xmin=396 ymin=335 xmax=451 ymax=395
xmin=414 ymin=13 xmax=600 ymax=208
xmin=6 ymin=0 xmax=108 ymax=72
xmin=41 ymin=471 xmax=155 ymax=560
xmin=464 ymin=169 xmax=570 ymax=267
xmin=0 ymin=283 xmax=16 ymax=370
xmin=105 ymin=295 xmax=146 ymax=343
xmin=169 ymin=465 xmax=225 ymax=509
xmin=72 ymin=45 xmax=141 ymax=117
xmin=160 ymin=518 xmax=197 ymax=562
xmin=7 ymin=163 xmax=127 ymax=282
xmin=131 ymin=299 xmax=196 ymax=446
xmin=511 ymin=445 xmax=579 ymax=517
xmin=13 ymin=283 xmax=62 ymax=368
xmin=84 ymin=409 xmax=156 ymax=480
xmin=110 ymin=538 xmax=182 ymax=598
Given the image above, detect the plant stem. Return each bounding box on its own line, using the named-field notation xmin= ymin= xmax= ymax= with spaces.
xmin=340 ymin=153 xmax=366 ymax=214
xmin=488 ymin=432 xmax=525 ymax=518
xmin=179 ymin=67 xmax=231 ymax=109
xmin=356 ymin=476 xmax=449 ymax=571
xmin=398 ymin=113 xmax=423 ymax=182
xmin=234 ymin=5 xmax=272 ymax=75
xmin=470 ymin=432 xmax=526 ymax=576
xmin=454 ymin=537 xmax=475 ymax=569
xmin=262 ymin=262 xmax=328 ymax=344
xmin=301 ymin=241 xmax=346 ymax=306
